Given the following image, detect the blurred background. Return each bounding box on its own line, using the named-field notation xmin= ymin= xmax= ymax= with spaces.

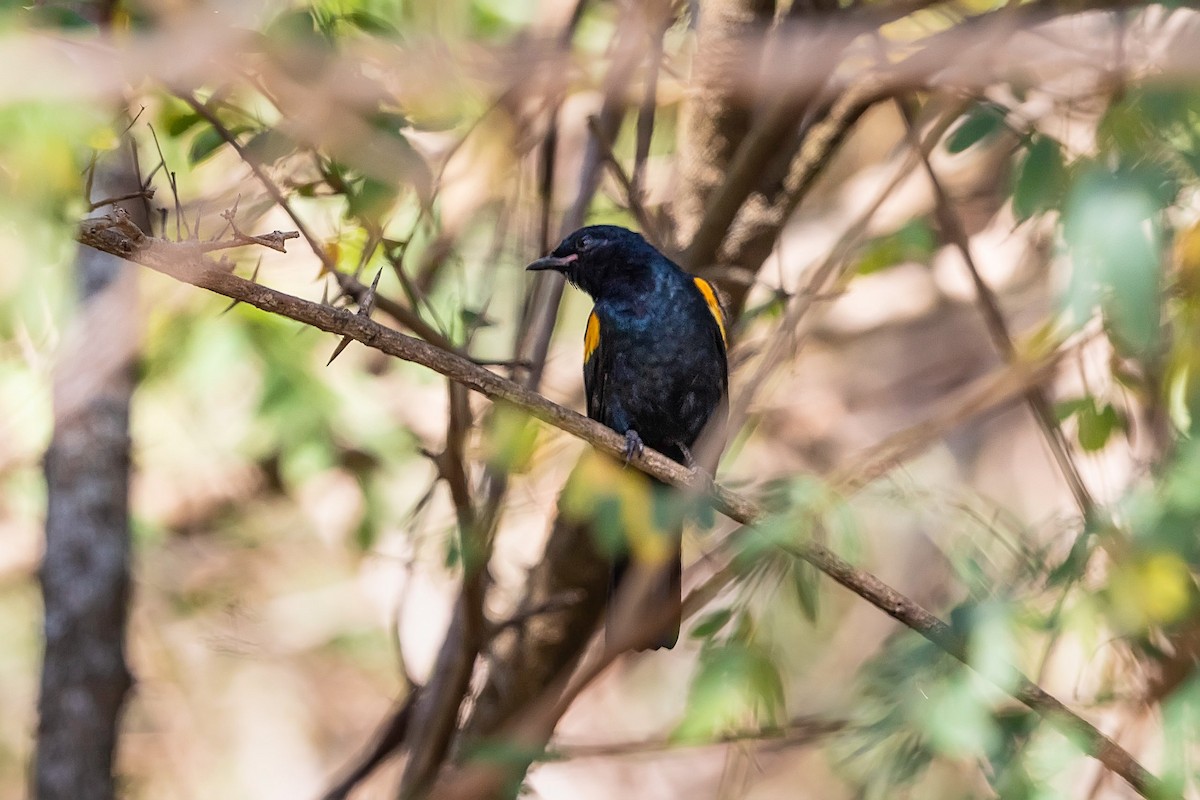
xmin=3 ymin=0 xmax=1200 ymax=798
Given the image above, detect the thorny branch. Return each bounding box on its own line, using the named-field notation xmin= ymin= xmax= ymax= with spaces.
xmin=78 ymin=210 xmax=1171 ymax=800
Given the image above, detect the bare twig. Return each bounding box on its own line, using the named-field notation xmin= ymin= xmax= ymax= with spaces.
xmin=515 ymin=0 xmax=645 ymax=391
xmin=87 ymin=187 xmax=156 ymax=212
xmin=398 ymin=380 xmax=486 ymax=798
xmin=549 ymin=715 xmax=849 ymax=760
xmin=320 ymin=691 xmax=420 ymax=800
xmin=830 ymin=325 xmax=1101 ymax=492
xmin=630 ymin=0 xmax=672 ymax=201
xmin=586 ymin=115 xmax=666 ymax=250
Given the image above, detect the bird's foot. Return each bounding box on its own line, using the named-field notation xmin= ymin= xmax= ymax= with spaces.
xmin=679 ymin=443 xmax=697 ymax=470
xmin=623 ymin=430 xmax=645 ymax=465
xmin=678 ymin=443 xmax=715 ymax=492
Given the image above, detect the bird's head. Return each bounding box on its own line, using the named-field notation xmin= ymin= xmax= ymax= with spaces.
xmin=525 ymin=225 xmax=662 ymax=299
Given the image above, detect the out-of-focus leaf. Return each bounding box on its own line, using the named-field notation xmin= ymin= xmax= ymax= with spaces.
xmin=344 ymin=10 xmax=400 ymax=36
xmin=87 ymin=126 xmax=120 ymax=152
xmin=264 ymin=7 xmax=333 ymax=78
xmin=1013 ymin=135 xmax=1067 ymax=221
xmin=166 ymin=112 xmax=203 ymax=138
xmin=690 ymin=608 xmax=733 ymax=639
xmin=856 ymin=218 xmax=936 ymax=275
xmin=369 ymin=110 xmax=412 ymax=133
xmin=460 ymin=307 xmax=495 ymax=330
xmin=920 ymin=673 xmax=1000 ymax=757
xmin=243 ymin=128 xmax=296 ymax=165
xmin=789 ymin=560 xmax=820 ymax=622
xmin=1076 ymin=400 xmax=1120 ymax=452
xmin=1053 ymin=397 xmax=1091 ymax=422
xmin=561 ymin=451 xmax=671 ymax=561
xmin=1062 ymin=165 xmax=1164 ymax=357
xmin=483 ymin=404 xmax=537 ymax=474
xmin=188 ymin=125 xmax=250 ymax=165
xmin=265 ymin=7 xmax=326 ymax=45
xmin=347 ymin=176 xmax=402 ymax=224
xmin=1108 ymin=551 xmax=1194 ymax=631
xmin=674 ymin=641 xmax=786 ymax=742
xmin=946 ymin=102 xmax=1007 ymax=154
xmin=26 ymin=6 xmax=94 ymax=29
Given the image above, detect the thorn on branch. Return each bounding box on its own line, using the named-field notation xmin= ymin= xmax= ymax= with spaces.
xmin=327 ymin=268 xmax=383 ymax=365
xmin=221 ymin=257 xmax=262 ymax=315
xmin=219 ymin=207 xmax=300 ymax=253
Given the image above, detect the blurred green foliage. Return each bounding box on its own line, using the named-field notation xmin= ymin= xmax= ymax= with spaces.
xmin=5 ymin=2 xmax=1200 ymax=798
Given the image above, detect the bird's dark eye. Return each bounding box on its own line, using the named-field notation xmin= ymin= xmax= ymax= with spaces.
xmin=578 ymin=235 xmax=594 ymax=251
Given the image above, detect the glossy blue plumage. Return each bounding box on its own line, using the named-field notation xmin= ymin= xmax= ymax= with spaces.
xmin=530 ymin=225 xmax=729 ymax=649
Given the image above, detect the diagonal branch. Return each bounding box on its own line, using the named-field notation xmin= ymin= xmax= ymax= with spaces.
xmin=79 ymin=211 xmax=1170 ymax=800
xmin=895 ymin=100 xmax=1096 ymax=517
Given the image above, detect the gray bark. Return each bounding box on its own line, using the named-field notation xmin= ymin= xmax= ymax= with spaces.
xmin=35 ymin=148 xmax=147 ymax=800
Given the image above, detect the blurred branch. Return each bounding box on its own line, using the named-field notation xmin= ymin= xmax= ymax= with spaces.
xmin=684 ymin=75 xmax=891 ymax=314
xmin=87 ymin=187 xmax=155 ymax=211
xmin=630 ymin=1 xmax=671 ymax=203
xmin=321 ymin=691 xmax=419 ymax=800
xmin=398 ymin=383 xmax=486 ymax=799
xmin=587 ymin=114 xmax=666 ymax=250
xmin=723 ymin=98 xmax=964 ymax=457
xmin=830 ymin=324 xmax=1101 ymax=492
xmin=549 ymin=714 xmax=849 ymax=759
xmin=896 ymin=101 xmax=1096 ymax=517
xmin=79 ymin=209 xmax=1171 ymax=800
xmin=515 ymin=0 xmax=649 ymax=391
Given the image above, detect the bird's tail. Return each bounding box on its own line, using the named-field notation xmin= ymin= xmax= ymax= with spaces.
xmin=606 ymin=524 xmax=683 ymax=651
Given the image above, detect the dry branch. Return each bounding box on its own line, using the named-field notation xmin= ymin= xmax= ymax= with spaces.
xmin=78 ymin=210 xmax=1171 ymax=800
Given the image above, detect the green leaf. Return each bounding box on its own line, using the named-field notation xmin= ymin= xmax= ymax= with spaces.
xmin=346 ymin=176 xmax=401 ymax=223
xmin=946 ymin=102 xmax=1007 ymax=154
xmin=26 ymin=6 xmax=94 ymax=29
xmin=690 ymin=608 xmax=734 ymax=639
xmin=1054 ymin=397 xmax=1091 ymax=422
xmin=166 ymin=112 xmax=203 ymax=138
xmin=674 ymin=641 xmax=786 ymax=742
xmin=188 ymin=126 xmax=240 ymax=165
xmin=789 ymin=560 xmax=820 ymax=622
xmin=344 ymin=10 xmax=400 ymax=36
xmin=1077 ymin=401 xmax=1120 ymax=452
xmin=857 ymin=219 xmax=937 ymax=275
xmin=460 ymin=307 xmax=495 ymax=330
xmin=369 ymin=110 xmax=412 ymax=133
xmin=1013 ymin=135 xmax=1067 ymax=221
xmin=243 ymin=128 xmax=295 ymax=165
xmin=1062 ymin=165 xmax=1164 ymax=356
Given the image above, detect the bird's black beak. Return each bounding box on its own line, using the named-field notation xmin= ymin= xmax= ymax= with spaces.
xmin=525 ymin=253 xmax=578 ymax=272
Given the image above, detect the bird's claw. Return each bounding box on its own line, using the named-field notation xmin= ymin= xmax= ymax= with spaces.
xmin=623 ymin=430 xmax=645 ymax=465
xmin=678 ymin=443 xmax=715 ymax=491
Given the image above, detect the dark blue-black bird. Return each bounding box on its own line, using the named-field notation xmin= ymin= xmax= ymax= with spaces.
xmin=527 ymin=225 xmax=728 ymax=649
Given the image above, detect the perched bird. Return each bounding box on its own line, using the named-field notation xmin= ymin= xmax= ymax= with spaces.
xmin=527 ymin=225 xmax=728 ymax=649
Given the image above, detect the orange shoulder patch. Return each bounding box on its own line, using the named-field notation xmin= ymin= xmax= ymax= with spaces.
xmin=584 ymin=311 xmax=601 ymax=362
xmin=693 ymin=277 xmax=728 ymax=345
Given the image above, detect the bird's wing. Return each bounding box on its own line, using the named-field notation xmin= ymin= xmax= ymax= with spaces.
xmin=583 ymin=310 xmax=607 ymax=420
xmin=692 ymin=277 xmax=730 ymax=391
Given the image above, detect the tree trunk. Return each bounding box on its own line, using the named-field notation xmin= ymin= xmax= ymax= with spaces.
xmin=35 ymin=147 xmax=147 ymax=800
